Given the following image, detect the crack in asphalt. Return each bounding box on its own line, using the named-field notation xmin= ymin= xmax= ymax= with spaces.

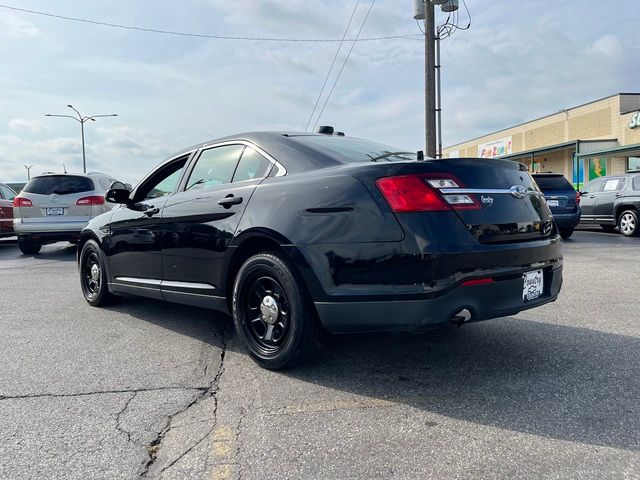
xmin=0 ymin=386 xmax=207 ymax=402
xmin=140 ymin=322 xmax=228 ymax=478
xmin=115 ymin=392 xmax=138 ymax=443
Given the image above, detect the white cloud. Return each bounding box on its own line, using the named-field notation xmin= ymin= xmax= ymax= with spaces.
xmin=587 ymin=34 xmax=624 ymax=59
xmin=0 ymin=13 xmax=39 ymax=38
xmin=8 ymin=118 xmax=44 ymax=133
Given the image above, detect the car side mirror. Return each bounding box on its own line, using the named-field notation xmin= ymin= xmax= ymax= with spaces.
xmin=105 ymin=184 xmax=132 ymax=204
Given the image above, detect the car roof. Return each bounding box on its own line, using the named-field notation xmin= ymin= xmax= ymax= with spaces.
xmin=170 ymin=131 xmax=346 ymax=174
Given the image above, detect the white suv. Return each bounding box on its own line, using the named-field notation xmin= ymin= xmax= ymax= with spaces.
xmin=12 ymin=172 xmax=122 ymax=254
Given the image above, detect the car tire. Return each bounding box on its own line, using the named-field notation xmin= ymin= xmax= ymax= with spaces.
xmin=79 ymin=239 xmax=116 ymax=306
xmin=600 ymin=224 xmax=616 ymax=233
xmin=232 ymin=252 xmax=322 ymax=370
xmin=560 ymin=228 xmax=574 ymax=239
xmin=618 ymin=210 xmax=640 ymax=237
xmin=18 ymin=238 xmax=41 ymax=255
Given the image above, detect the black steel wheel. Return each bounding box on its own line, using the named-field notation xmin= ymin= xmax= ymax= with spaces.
xmin=233 ymin=252 xmax=321 ymax=370
xmin=79 ymin=239 xmax=116 ymax=306
xmin=618 ymin=210 xmax=640 ymax=237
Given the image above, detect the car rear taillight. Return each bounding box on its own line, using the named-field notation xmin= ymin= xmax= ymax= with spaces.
xmin=375 ymin=174 xmax=480 ymax=213
xmin=575 ymin=191 xmax=581 ymax=205
xmin=13 ymin=196 xmax=33 ymax=207
xmin=76 ymin=195 xmax=105 ymax=206
xmin=376 ymin=175 xmax=450 ymax=212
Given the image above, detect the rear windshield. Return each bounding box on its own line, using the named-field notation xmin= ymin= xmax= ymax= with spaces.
xmin=23 ymin=175 xmax=95 ymax=195
xmin=533 ymin=175 xmax=572 ymax=192
xmin=291 ymin=136 xmax=417 ymax=163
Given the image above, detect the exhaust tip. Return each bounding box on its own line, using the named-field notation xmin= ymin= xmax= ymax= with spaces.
xmin=450 ymin=308 xmax=472 ymax=327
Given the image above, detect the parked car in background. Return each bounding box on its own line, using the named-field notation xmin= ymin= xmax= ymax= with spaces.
xmin=77 ymin=131 xmax=563 ymax=369
xmin=532 ymin=173 xmax=581 ymax=239
xmin=0 ymin=182 xmax=17 ymax=238
xmin=579 ymin=173 xmax=640 ymax=236
xmin=12 ymin=172 xmax=123 ymax=254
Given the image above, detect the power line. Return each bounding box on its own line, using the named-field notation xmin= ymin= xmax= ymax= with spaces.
xmin=305 ymin=0 xmax=361 ymax=132
xmin=313 ymin=0 xmax=376 ymax=130
xmin=0 ymin=3 xmax=420 ymax=43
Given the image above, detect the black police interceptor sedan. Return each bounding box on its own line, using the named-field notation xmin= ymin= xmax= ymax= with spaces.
xmin=78 ymin=130 xmax=563 ymax=369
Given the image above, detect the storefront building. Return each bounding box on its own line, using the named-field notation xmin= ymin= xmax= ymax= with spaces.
xmin=443 ymin=93 xmax=640 ymax=188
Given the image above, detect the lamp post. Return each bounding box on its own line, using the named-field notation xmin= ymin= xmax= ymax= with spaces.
xmin=45 ymin=105 xmax=118 ymax=173
xmin=24 ymin=164 xmax=33 ymax=180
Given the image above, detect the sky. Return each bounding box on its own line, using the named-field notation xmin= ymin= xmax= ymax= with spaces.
xmin=0 ymin=0 xmax=638 ymax=183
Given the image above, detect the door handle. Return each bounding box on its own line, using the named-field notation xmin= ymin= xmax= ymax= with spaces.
xmin=143 ymin=207 xmax=160 ymax=217
xmin=589 ymin=195 xmax=595 ymax=198
xmin=218 ymin=195 xmax=243 ymax=208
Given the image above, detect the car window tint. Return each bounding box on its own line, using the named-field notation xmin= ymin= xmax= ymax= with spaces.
xmin=143 ymin=160 xmax=187 ymax=200
xmin=232 ymin=147 xmax=272 ymax=183
xmin=602 ymin=178 xmax=624 ymax=192
xmin=633 ymin=176 xmax=640 ymax=190
xmin=290 ymin=136 xmax=417 ymax=163
xmin=581 ymin=177 xmax=605 ymax=194
xmin=533 ymin=175 xmax=572 ymax=191
xmin=186 ymin=145 xmax=244 ymax=191
xmin=23 ymin=176 xmax=94 ymax=195
xmin=0 ymin=184 xmax=13 ymax=200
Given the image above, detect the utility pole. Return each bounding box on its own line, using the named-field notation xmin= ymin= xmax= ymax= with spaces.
xmin=45 ymin=105 xmax=118 ymax=174
xmin=414 ymin=0 xmax=464 ymax=159
xmin=424 ymin=1 xmax=437 ymax=159
xmin=24 ymin=164 xmax=33 ymax=180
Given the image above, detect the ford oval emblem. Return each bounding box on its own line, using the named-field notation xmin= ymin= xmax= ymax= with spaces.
xmin=509 ymin=185 xmax=527 ymax=199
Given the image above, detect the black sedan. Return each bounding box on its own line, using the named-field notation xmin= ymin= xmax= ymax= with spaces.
xmin=78 ymin=130 xmax=563 ymax=369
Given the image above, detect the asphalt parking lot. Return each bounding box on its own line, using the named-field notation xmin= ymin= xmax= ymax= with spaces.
xmin=0 ymin=229 xmax=638 ymax=480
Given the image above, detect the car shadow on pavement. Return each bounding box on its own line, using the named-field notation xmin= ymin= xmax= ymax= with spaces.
xmin=107 ymin=295 xmax=639 ymax=453
xmin=286 ymin=319 xmax=639 ymax=452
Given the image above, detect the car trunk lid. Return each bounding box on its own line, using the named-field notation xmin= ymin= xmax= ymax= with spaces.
xmin=372 ymin=158 xmax=555 ymax=244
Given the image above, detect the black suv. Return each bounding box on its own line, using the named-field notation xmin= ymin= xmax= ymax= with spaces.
xmin=532 ymin=173 xmax=580 ymax=239
xmin=579 ymin=173 xmax=640 ymax=236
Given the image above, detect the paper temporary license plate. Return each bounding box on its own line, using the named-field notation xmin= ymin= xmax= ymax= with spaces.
xmin=46 ymin=207 xmax=64 ymax=216
xmin=523 ymin=270 xmax=543 ymax=302
xmin=546 ymin=199 xmax=559 ymax=207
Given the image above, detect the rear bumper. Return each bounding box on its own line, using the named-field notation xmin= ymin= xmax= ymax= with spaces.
xmin=17 ymin=231 xmax=82 ymax=243
xmin=551 ymin=212 xmax=580 ymax=229
xmin=13 ymin=220 xmax=88 ymax=234
xmin=314 ymin=262 xmax=562 ymax=333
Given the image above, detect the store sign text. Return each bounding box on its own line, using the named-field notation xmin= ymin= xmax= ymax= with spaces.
xmin=629 ymin=111 xmax=640 ymax=129
xmin=478 ymin=136 xmax=513 ymax=158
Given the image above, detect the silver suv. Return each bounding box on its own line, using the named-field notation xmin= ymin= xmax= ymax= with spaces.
xmin=13 ymin=172 xmax=122 ymax=254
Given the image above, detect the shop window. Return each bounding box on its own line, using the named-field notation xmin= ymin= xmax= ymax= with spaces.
xmin=628 ymin=157 xmax=640 ymax=172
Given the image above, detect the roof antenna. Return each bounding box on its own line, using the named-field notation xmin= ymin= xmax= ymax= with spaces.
xmin=417 ymin=150 xmax=424 ymax=161
xmin=62 ymin=163 xmax=67 ymax=173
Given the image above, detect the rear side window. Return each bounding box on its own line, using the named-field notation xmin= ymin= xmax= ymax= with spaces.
xmin=633 ymin=176 xmax=640 ymax=190
xmin=232 ymin=147 xmax=272 ymax=183
xmin=0 ymin=184 xmax=16 ymax=200
xmin=602 ymin=178 xmax=625 ymax=191
xmin=533 ymin=175 xmax=572 ymax=192
xmin=23 ymin=176 xmax=94 ymax=195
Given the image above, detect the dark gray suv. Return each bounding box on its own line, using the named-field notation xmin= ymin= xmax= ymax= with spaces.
xmin=579 ymin=173 xmax=640 ymax=236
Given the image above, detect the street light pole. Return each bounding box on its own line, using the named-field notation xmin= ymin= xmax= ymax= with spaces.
xmin=45 ymin=105 xmax=118 ymax=173
xmin=24 ymin=165 xmax=33 ymax=180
